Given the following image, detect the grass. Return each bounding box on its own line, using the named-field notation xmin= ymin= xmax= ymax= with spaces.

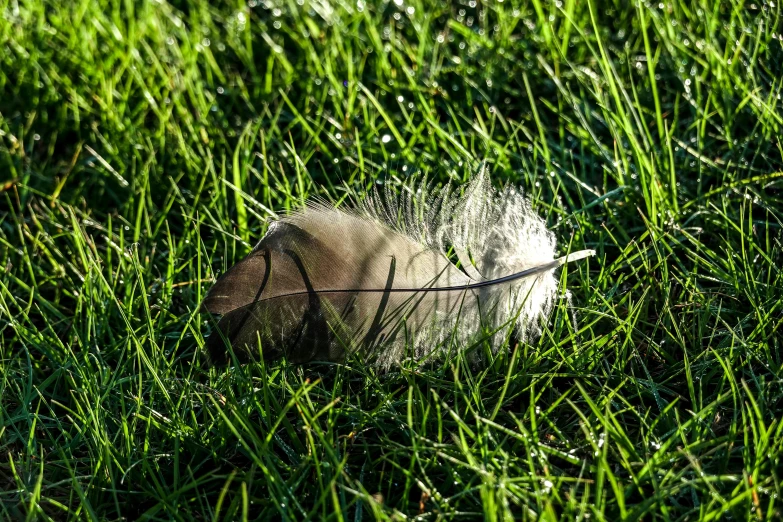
xmin=1 ymin=0 xmax=782 ymax=519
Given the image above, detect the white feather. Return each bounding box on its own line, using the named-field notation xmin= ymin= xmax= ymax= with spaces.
xmin=203 ymin=169 xmax=594 ymax=368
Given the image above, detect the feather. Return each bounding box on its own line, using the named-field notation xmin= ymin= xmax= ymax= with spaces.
xmin=202 ymin=170 xmax=594 ymax=368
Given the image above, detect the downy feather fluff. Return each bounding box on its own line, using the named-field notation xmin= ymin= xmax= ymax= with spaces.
xmin=202 ymin=170 xmax=594 ymax=369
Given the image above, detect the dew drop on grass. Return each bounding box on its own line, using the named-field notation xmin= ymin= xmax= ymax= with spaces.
xmin=381 ymin=134 xmax=392 ymax=143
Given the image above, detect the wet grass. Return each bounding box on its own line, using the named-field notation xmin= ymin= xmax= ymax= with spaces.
xmin=1 ymin=0 xmax=782 ymax=519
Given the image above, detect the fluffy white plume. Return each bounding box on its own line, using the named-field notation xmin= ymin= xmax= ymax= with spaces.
xmin=202 ymin=169 xmax=593 ymax=369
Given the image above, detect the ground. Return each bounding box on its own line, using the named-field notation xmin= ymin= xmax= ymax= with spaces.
xmin=0 ymin=0 xmax=782 ymax=520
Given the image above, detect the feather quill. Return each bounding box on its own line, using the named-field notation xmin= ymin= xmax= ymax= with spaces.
xmin=202 ymin=171 xmax=594 ymax=368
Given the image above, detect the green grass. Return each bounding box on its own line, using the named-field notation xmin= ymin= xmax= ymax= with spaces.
xmin=1 ymin=0 xmax=782 ymax=519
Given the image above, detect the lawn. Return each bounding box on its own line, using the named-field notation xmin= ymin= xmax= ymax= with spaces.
xmin=1 ymin=0 xmax=782 ymax=519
